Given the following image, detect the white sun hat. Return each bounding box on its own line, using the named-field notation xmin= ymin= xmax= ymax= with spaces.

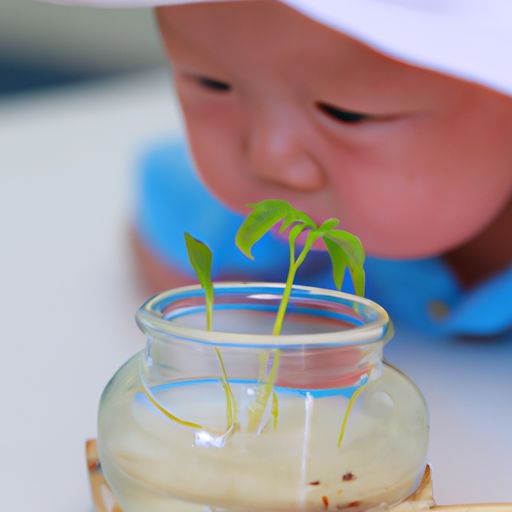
xmin=39 ymin=0 xmax=512 ymax=97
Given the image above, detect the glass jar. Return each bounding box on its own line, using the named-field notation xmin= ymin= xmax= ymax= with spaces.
xmin=98 ymin=283 xmax=428 ymax=512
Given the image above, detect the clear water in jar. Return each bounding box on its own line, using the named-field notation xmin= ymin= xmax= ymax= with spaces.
xmin=98 ymin=353 xmax=428 ymax=512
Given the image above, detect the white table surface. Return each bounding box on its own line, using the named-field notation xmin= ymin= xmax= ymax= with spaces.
xmin=0 ymin=72 xmax=511 ymax=511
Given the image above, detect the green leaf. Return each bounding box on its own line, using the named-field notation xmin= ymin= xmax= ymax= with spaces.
xmin=235 ymin=200 xmax=292 ymax=259
xmin=349 ymin=265 xmax=366 ymax=298
xmin=324 ymin=237 xmax=348 ymax=291
xmin=184 ymin=232 xmax=214 ymax=329
xmin=324 ymin=230 xmax=365 ymax=296
xmin=278 ymin=216 xmax=296 ymax=233
xmin=235 ymin=199 xmax=316 ymax=259
xmin=286 ymin=209 xmax=316 ymax=230
xmin=288 ymin=222 xmax=308 ymax=251
xmin=325 ymin=230 xmax=365 ymax=266
xmin=318 ymin=218 xmax=339 ymax=233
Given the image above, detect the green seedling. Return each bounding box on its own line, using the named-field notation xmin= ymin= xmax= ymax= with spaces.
xmin=146 ymin=201 xmax=367 ymax=447
xmin=184 ymin=233 xmax=238 ymax=431
xmin=235 ymin=199 xmax=365 ymax=434
xmin=142 ymin=234 xmax=238 ymax=438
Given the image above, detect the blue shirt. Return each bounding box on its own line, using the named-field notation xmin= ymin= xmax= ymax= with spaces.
xmin=135 ymin=139 xmax=512 ymax=338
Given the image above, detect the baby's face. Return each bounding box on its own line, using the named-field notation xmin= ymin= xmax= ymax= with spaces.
xmin=157 ymin=1 xmax=512 ymax=258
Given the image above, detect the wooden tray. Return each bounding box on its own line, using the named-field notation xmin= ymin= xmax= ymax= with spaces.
xmin=86 ymin=440 xmax=511 ymax=511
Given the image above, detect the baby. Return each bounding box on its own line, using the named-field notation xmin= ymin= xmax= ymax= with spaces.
xmin=44 ymin=0 xmax=512 ymax=336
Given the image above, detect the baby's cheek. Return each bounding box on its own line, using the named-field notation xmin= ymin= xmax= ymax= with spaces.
xmin=184 ymin=124 xmax=248 ymax=208
xmin=335 ymin=169 xmax=509 ymax=258
xmin=320 ymin=116 xmax=507 ymax=258
xmin=180 ymin=105 xmax=234 ymax=173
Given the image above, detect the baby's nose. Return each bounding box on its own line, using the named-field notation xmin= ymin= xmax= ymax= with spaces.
xmin=245 ymin=113 xmax=326 ymax=191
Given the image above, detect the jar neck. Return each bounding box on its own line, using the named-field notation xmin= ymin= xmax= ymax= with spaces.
xmin=137 ymin=283 xmax=391 ymax=391
xmin=274 ymin=343 xmax=383 ymax=390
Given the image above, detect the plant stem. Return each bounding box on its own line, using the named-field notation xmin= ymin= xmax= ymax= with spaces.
xmin=215 ymin=347 xmax=237 ymax=427
xmin=247 ymin=349 xmax=282 ymax=432
xmin=141 ymin=385 xmax=205 ymax=431
xmin=249 ymin=233 xmax=312 ymax=432
xmin=208 ymin=289 xmax=237 ymax=429
xmin=271 ymin=391 xmax=279 ymax=430
xmin=337 ymin=381 xmax=367 ymax=448
xmin=272 ymin=226 xmax=311 ymax=336
xmin=337 ymin=366 xmax=374 ymax=448
xmin=206 ymin=300 xmax=212 ymax=331
xmin=272 ymin=264 xmax=298 ymax=335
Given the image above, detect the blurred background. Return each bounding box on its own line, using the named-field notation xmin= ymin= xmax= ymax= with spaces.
xmin=1 ymin=0 xmax=166 ymax=96
xmin=0 ymin=4 xmax=184 ymax=510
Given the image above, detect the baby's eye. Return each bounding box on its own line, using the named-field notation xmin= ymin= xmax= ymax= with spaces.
xmin=195 ymin=76 xmax=232 ymax=93
xmin=316 ymin=102 xmax=371 ymax=124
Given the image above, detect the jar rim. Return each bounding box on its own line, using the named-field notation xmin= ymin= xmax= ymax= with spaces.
xmin=136 ymin=282 xmax=392 ymax=348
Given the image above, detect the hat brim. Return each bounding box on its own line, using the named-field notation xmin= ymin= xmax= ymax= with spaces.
xmin=41 ymin=0 xmax=512 ymax=96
